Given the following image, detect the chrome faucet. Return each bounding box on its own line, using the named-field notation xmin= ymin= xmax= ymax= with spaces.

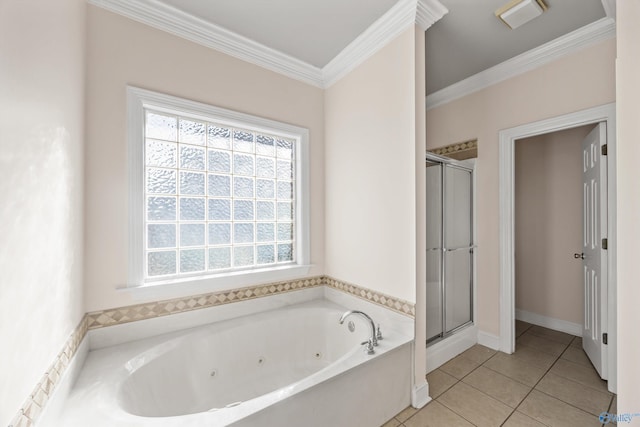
xmin=339 ymin=310 xmax=382 ymax=355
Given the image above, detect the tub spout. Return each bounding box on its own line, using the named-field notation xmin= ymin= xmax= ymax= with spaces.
xmin=339 ymin=310 xmax=378 ymax=348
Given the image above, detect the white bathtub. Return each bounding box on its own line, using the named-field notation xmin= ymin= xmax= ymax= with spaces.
xmin=55 ymin=299 xmax=413 ymax=427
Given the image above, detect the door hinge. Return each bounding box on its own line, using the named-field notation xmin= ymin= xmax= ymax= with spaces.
xmin=603 ymin=333 xmax=608 ymax=345
xmin=601 ymin=144 xmax=608 ymax=156
xmin=602 ymin=238 xmax=608 ymax=250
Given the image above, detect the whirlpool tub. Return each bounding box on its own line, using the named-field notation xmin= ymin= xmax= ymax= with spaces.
xmin=54 ymin=299 xmax=413 ymax=427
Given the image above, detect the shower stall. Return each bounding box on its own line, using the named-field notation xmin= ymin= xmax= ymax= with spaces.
xmin=426 ymin=153 xmax=474 ymax=345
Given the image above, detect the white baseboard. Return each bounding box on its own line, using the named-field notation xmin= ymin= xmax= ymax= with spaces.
xmin=515 ymin=309 xmax=581 ymax=336
xmin=425 ymin=324 xmax=477 ymax=373
xmin=477 ymin=330 xmax=500 ymax=350
xmin=411 ymin=379 xmax=431 ymax=409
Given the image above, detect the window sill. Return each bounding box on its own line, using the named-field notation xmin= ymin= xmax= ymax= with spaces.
xmin=119 ymin=264 xmax=313 ymax=302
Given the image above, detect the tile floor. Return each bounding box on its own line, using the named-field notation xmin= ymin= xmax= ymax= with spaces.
xmin=383 ymin=321 xmax=616 ymax=427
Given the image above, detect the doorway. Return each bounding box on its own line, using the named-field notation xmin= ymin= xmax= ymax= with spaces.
xmin=514 ymin=124 xmax=595 ymax=340
xmin=426 ymin=153 xmax=475 ymax=345
xmin=498 ymin=103 xmax=617 ymax=393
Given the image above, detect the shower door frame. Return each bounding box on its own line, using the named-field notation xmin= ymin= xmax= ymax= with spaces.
xmin=426 ymin=152 xmax=476 ymax=346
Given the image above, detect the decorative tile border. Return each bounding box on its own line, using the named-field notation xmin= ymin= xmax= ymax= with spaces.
xmin=429 ymin=139 xmax=478 ymax=159
xmin=86 ymin=276 xmax=324 ymax=329
xmin=325 ymin=276 xmax=415 ymax=318
xmin=10 ymin=316 xmax=88 ymax=427
xmin=10 ymin=274 xmax=415 ymax=426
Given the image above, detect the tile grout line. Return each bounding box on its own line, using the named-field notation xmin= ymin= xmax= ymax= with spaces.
xmin=533 ymin=386 xmax=611 ymax=419
xmin=475 ymin=351 xmax=547 ymax=427
xmin=435 ymin=351 xmax=504 ymax=427
xmin=603 ymin=394 xmax=615 ymax=427
xmin=399 ymin=327 xmax=611 ymax=427
xmin=460 ymin=362 xmax=532 ymax=410
xmin=502 ymin=339 xmax=604 ymax=426
xmin=481 ymin=356 xmax=541 ymax=389
xmin=544 ymin=359 xmax=612 ymax=396
xmin=497 ymin=339 xmax=571 ymax=427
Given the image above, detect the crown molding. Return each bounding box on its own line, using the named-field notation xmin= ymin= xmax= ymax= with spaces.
xmin=601 ymin=0 xmax=616 ymax=20
xmin=322 ymin=0 xmax=447 ymax=87
xmin=88 ymin=0 xmax=447 ymax=89
xmin=416 ymin=0 xmax=449 ymax=31
xmin=426 ymin=17 xmax=616 ymax=110
xmin=88 ymin=0 xmax=325 ymax=87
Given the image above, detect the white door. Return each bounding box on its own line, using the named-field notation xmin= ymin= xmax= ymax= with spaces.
xmin=581 ymin=123 xmax=608 ymax=379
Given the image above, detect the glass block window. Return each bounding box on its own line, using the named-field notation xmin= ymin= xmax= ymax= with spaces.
xmin=143 ymin=110 xmax=296 ymax=279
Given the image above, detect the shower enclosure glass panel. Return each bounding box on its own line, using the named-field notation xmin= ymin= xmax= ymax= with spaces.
xmin=426 ymin=161 xmax=443 ymax=341
xmin=426 ymin=155 xmax=474 ymax=344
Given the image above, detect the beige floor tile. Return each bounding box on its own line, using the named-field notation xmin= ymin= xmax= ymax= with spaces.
xmin=462 ymin=366 xmax=531 ymax=408
xmin=394 ymin=406 xmax=418 ymax=422
xmin=535 ymin=372 xmax=611 ymax=416
xmin=570 ymin=336 xmax=582 ymax=348
xmin=460 ymin=344 xmax=497 ymax=364
xmin=516 ymin=320 xmax=533 ymax=338
xmin=503 ymin=411 xmax=547 ymax=427
xmin=403 ymin=400 xmax=473 ymax=427
xmin=527 ymin=325 xmax=575 ymax=345
xmin=549 ymin=359 xmax=610 ymax=394
xmin=426 ymin=369 xmax=458 ymax=399
xmin=517 ymin=332 xmax=568 ymax=356
xmin=604 ymin=395 xmax=617 ymax=426
xmin=381 ymin=417 xmax=401 ymax=427
xmin=561 ymin=346 xmax=594 ymax=369
xmin=440 ymin=354 xmax=481 ymax=380
xmin=438 ymin=382 xmax=513 ymax=427
xmin=483 ymin=352 xmax=547 ymax=386
xmin=610 ymin=395 xmax=617 ymax=413
xmin=513 ymin=343 xmax=559 ymax=370
xmin=519 ymin=390 xmax=601 ymax=427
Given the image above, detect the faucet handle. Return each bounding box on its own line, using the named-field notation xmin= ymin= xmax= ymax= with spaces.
xmin=362 ymin=339 xmax=375 ymax=355
xmin=376 ymin=324 xmax=383 ymax=341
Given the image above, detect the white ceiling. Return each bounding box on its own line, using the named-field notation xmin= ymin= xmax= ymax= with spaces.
xmin=157 ymin=0 xmax=400 ymax=68
xmin=426 ymin=0 xmax=606 ymax=94
xmin=149 ymin=0 xmax=607 ymax=92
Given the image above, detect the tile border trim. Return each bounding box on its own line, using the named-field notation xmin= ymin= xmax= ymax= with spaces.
xmin=429 ymin=139 xmax=478 ymax=158
xmin=10 ymin=316 xmax=88 ymax=427
xmin=86 ymin=276 xmax=324 ymax=329
xmin=325 ymin=276 xmax=415 ymax=318
xmin=10 ymin=275 xmax=414 ymax=426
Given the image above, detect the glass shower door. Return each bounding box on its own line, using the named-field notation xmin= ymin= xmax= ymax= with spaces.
xmin=444 ymin=165 xmax=473 ymax=333
xmin=426 ymin=160 xmax=443 ymax=341
xmin=426 ymin=155 xmax=474 ymax=344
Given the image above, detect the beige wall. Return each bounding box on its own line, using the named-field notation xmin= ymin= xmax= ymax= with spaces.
xmin=0 ymin=0 xmax=86 ymax=424
xmin=324 ymin=27 xmax=417 ymax=304
xmin=84 ymin=6 xmax=325 ymax=311
xmin=325 ymin=25 xmax=426 ymax=387
xmin=515 ymin=125 xmax=594 ymax=325
xmin=426 ymin=39 xmax=615 ymax=335
xmin=616 ymin=0 xmax=640 ymax=416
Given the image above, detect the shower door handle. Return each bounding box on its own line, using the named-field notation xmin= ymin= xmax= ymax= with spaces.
xmin=445 ymin=246 xmax=475 ymax=253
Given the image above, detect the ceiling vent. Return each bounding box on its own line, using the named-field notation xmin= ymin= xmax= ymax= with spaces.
xmin=496 ymin=0 xmax=548 ymax=30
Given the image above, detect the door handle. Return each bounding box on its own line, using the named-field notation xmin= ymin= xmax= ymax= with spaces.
xmin=574 ymin=253 xmax=585 ymax=259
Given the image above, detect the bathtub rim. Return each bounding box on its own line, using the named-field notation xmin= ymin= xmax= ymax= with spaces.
xmin=115 ymin=303 xmax=366 ymax=417
xmin=55 ymin=297 xmax=414 ymax=426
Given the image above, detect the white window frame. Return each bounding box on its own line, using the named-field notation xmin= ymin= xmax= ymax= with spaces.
xmin=126 ymin=86 xmax=311 ymax=295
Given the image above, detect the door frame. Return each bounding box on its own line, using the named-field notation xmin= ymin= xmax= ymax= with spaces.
xmin=498 ymin=102 xmax=617 ymax=393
